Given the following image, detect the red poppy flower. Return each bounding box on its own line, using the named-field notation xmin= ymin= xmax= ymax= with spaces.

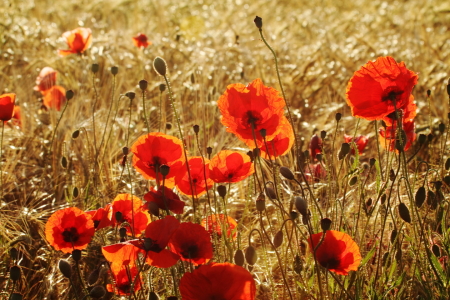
xmin=179 ymin=263 xmax=256 ymax=300
xmin=102 ymin=216 xmax=180 ymax=268
xmin=209 ymin=150 xmax=254 ymax=183
xmin=111 ymin=194 xmax=150 ymax=235
xmin=309 ymin=230 xmax=362 ymax=275
xmin=34 ymin=67 xmax=57 ymax=92
xmin=131 ymin=133 xmax=186 ymax=188
xmin=218 ymin=78 xmax=285 ymax=147
xmin=106 ymin=264 xmax=142 ymax=296
xmin=176 ymin=156 xmax=214 ymax=197
xmin=346 ymin=56 xmax=418 ymax=121
xmin=379 ymin=121 xmax=416 ymax=152
xmin=45 ymin=207 xmax=95 ymax=253
xmin=58 ymin=27 xmax=92 ymax=56
xmin=382 ymin=95 xmax=417 ymax=126
xmin=201 ymin=214 xmax=238 ymax=239
xmin=343 ymin=135 xmax=369 ymax=155
xmin=169 ymin=222 xmax=213 ymax=265
xmin=256 ymin=116 xmax=294 ymax=159
xmin=132 ymin=33 xmax=151 ymax=48
xmin=42 ymin=86 xmax=66 ymax=111
xmin=0 ymin=93 xmax=16 ymax=121
xmin=309 ymin=134 xmax=323 ymax=160
xmin=144 ymin=186 xmax=185 ymax=214
xmin=86 ymin=204 xmax=113 ymax=230
xmin=11 ymin=106 xmax=21 ymax=127
xmin=304 ymin=163 xmax=327 ymax=183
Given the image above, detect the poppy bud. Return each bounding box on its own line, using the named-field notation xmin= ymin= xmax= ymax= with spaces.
xmin=10 ymin=265 xmax=21 ymax=281
xmin=9 ymin=294 xmax=23 ymax=300
xmin=206 ymin=146 xmax=212 ymax=155
xmin=427 ymin=190 xmax=437 ymax=210
xmin=159 ymin=84 xmax=166 ymax=92
xmin=217 ymin=185 xmax=227 ymax=198
xmin=153 ymin=56 xmax=167 ymax=76
xmin=245 ymin=245 xmax=258 ymax=265
xmin=254 ymin=16 xmax=263 ymax=29
xmin=115 ymin=211 xmax=123 ymax=222
xmin=444 ymin=175 xmax=450 ymax=186
xmin=256 ymin=193 xmax=266 ymax=212
xmin=395 ymin=248 xmax=402 ymax=262
xmin=418 ymin=134 xmax=427 ymax=145
xmin=61 ymin=156 xmax=68 ymax=169
xmin=382 ymin=251 xmax=390 ymax=266
xmin=259 ymin=128 xmax=266 ymax=138
xmin=390 ymin=229 xmax=397 ymax=244
xmin=253 ymin=148 xmax=260 ymax=158
xmin=398 ymin=203 xmax=411 ymax=223
xmin=122 ymin=147 xmax=129 ymax=155
xmin=439 ymin=123 xmax=446 ymax=134
xmin=273 ymin=230 xmax=283 ymax=248
xmin=320 ymin=130 xmax=327 ymax=140
xmin=380 ymin=194 xmax=387 ymax=205
xmin=193 ymin=124 xmax=200 ymax=134
xmin=366 ymin=198 xmax=373 ymax=210
xmin=427 ymin=89 xmax=431 ymax=97
xmin=111 ymin=66 xmax=119 ymax=75
xmin=126 ymin=92 xmax=136 ymax=100
xmin=66 ymin=90 xmax=74 ymax=100
xmin=90 ymin=286 xmax=106 ymax=299
xmin=119 ymin=227 xmax=127 ymax=238
xmin=432 ymin=244 xmax=440 ymax=257
xmin=294 ymin=196 xmax=308 ymax=216
xmin=369 ymin=158 xmax=376 ymax=166
xmin=280 ymin=166 xmax=295 ymax=180
xmin=293 ymin=254 xmax=302 ymax=274
xmin=234 ymin=249 xmax=245 ymax=266
xmin=59 ymin=260 xmax=72 ymax=278
xmin=445 ymin=158 xmax=450 ymax=170
xmin=88 ymin=267 xmax=100 ymax=285
xmin=264 ymin=186 xmax=277 ymax=200
xmin=139 ymin=79 xmax=148 ymax=91
xmin=160 ymin=164 xmax=170 ymax=177
xmin=389 ymin=169 xmax=395 ymax=181
xmin=166 ymin=123 xmax=172 ymax=130
xmin=320 ymin=218 xmax=332 ymax=231
xmin=148 ymin=201 xmax=160 ymax=217
xmin=428 ymin=133 xmax=434 ymax=142
xmin=72 ymin=249 xmax=81 ymax=262
xmin=72 ymin=129 xmax=80 ymax=139
xmin=335 ymin=112 xmax=342 ymax=121
xmin=91 ymin=63 xmax=99 ymax=73
xmin=316 ymin=153 xmax=323 ymax=162
xmin=9 ymin=247 xmax=18 ymax=260
xmin=338 ymin=143 xmax=350 ymax=160
xmin=289 ymin=210 xmax=299 ymax=220
xmin=349 ymin=176 xmax=358 ymax=186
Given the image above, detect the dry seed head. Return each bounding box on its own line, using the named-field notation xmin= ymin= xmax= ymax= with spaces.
xmin=153 ymin=56 xmax=167 ymax=76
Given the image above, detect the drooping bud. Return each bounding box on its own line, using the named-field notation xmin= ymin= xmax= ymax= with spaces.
xmin=234 ymin=249 xmax=245 ymax=266
xmin=338 ymin=143 xmax=350 ymax=160
xmin=217 ymin=185 xmax=227 ymax=198
xmin=90 ymin=286 xmax=106 ymax=299
xmin=264 ymin=186 xmax=277 ymax=199
xmin=111 ymin=66 xmax=119 ymax=75
xmin=349 ymin=176 xmax=358 ymax=186
xmin=280 ymin=166 xmax=295 ymax=180
xmin=390 ymin=229 xmax=398 ymax=244
xmin=294 ymin=196 xmax=308 ymax=216
xmin=398 ymin=203 xmax=411 ymax=223
xmin=88 ymin=267 xmax=100 ymax=285
xmin=445 ymin=158 xmax=450 ymax=170
xmin=72 ymin=129 xmax=80 ymax=139
xmin=255 ymin=193 xmax=266 ymax=212
xmin=273 ymin=230 xmax=283 ymax=248
xmin=91 ymin=63 xmax=99 ymax=73
xmin=289 ymin=211 xmax=299 ymax=220
xmin=320 ymin=218 xmax=332 ymax=231
xmin=153 ymin=57 xmax=167 ymax=76
xmin=59 ymin=260 xmax=72 ymax=278
xmin=245 ymin=245 xmax=258 ymax=265
xmin=415 ymin=186 xmax=426 ymax=208
xmin=254 ymin=16 xmax=263 ymax=29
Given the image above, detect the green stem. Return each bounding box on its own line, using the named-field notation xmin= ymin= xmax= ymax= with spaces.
xmin=0 ymin=122 xmax=4 ymax=200
xmin=142 ymin=89 xmax=150 ymax=133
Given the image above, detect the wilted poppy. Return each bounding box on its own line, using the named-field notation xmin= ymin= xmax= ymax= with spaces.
xmin=343 ymin=134 xmax=369 ymax=155
xmin=176 ymin=156 xmax=214 ymax=197
xmin=45 ymin=207 xmax=95 ymax=253
xmin=132 ymin=33 xmax=151 ymax=48
xmin=111 ymin=194 xmax=150 ymax=236
xmin=106 ymin=264 xmax=142 ymax=296
xmin=309 ymin=230 xmax=362 ymax=275
xmin=346 ymin=56 xmax=418 ymax=121
xmin=218 ymin=78 xmax=285 ymax=147
xmin=144 ymin=186 xmax=185 ymax=214
xmin=58 ymin=27 xmax=92 ymax=56
xmin=304 ymin=163 xmax=327 ymax=183
xmin=34 ymin=67 xmax=57 ymax=92
xmin=169 ymin=222 xmax=213 ymax=265
xmin=42 ymin=86 xmax=66 ymax=111
xmin=379 ymin=121 xmax=416 ymax=152
xmin=309 ymin=134 xmax=323 ymax=160
xmin=201 ymin=214 xmax=238 ymax=239
xmin=131 ymin=132 xmax=186 ymax=188
xmin=86 ymin=204 xmax=113 ymax=230
xmin=0 ymin=93 xmax=16 ymax=121
xmin=257 ymin=116 xmax=294 ymax=159
xmin=179 ymin=263 xmax=256 ymax=300
xmin=209 ymin=150 xmax=254 ymax=183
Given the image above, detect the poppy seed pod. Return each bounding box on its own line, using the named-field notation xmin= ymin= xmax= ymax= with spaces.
xmin=119 ymin=227 xmax=127 ymax=238
xmin=206 ymin=146 xmax=213 ymax=155
xmin=254 ymin=16 xmax=263 ymax=29
xmin=415 ymin=186 xmax=426 ymax=208
xmin=10 ymin=265 xmax=21 ymax=281
xmin=65 ymin=90 xmax=74 ymax=100
xmin=273 ymin=230 xmax=283 ymax=248
xmin=447 ymin=78 xmax=450 ymax=97
xmin=253 ymin=148 xmax=260 ymax=158
xmin=58 ymin=260 xmax=72 ymax=278
xmin=335 ymin=112 xmax=342 ymax=121
xmin=439 ymin=123 xmax=445 ymax=134
xmin=159 ymin=84 xmax=166 ymax=92
xmin=418 ymin=134 xmax=427 ymax=145
xmin=320 ymin=218 xmax=332 ymax=231
xmin=160 ymin=164 xmax=170 ymax=177
xmin=398 ymin=203 xmax=411 ymax=223
xmin=153 ymin=56 xmax=167 ymax=76
xmin=72 ymin=129 xmax=80 ymax=139
xmin=245 ymin=245 xmax=258 ymax=265
xmin=259 ymin=128 xmax=267 ymax=138
xmin=122 ymin=147 xmax=129 ymax=156
xmin=369 ymin=158 xmax=376 ymax=166
xmin=217 ymin=185 xmax=227 ymax=198
xmin=72 ymin=249 xmax=82 ymax=262
xmin=90 ymin=285 xmax=106 ymax=299
xmin=9 ymin=293 xmax=23 ymax=300
xmin=320 ymin=130 xmax=327 ymax=140
xmin=91 ymin=63 xmax=99 ymax=73
xmin=280 ymin=166 xmax=295 ymax=180
xmin=139 ymin=79 xmax=148 ymax=91
xmin=338 ymin=143 xmax=350 ymax=160
xmin=111 ymin=66 xmax=119 ymax=75
xmin=193 ymin=124 xmax=200 ymax=134
xmin=166 ymin=123 xmax=172 ymax=130
xmin=295 ymin=196 xmax=308 ymax=216
xmin=115 ymin=211 xmax=123 ymax=223
xmin=428 ymin=133 xmax=434 ymax=142
xmin=234 ymin=249 xmax=245 ymax=266
xmin=126 ymin=92 xmax=136 ymax=100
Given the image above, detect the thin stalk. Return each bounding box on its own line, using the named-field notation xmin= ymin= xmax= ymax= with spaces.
xmin=0 ymin=123 xmax=4 ymax=200
xmin=141 ymin=88 xmax=150 ymax=133
xmin=98 ymin=72 xmax=117 ymax=156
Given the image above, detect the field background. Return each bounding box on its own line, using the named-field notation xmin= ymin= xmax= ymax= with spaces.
xmin=1 ymin=0 xmax=450 ymax=298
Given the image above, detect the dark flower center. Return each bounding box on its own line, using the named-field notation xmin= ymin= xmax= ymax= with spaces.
xmin=143 ymin=238 xmax=164 ymax=253
xmin=381 ymin=86 xmax=404 ymax=103
xmin=93 ymin=220 xmax=100 ymax=228
xmin=62 ymin=227 xmax=80 ymax=243
xmin=321 ymin=257 xmax=341 ymax=269
xmin=241 ymin=110 xmax=262 ymax=129
xmin=145 ymin=156 xmax=165 ymax=171
xmin=117 ymin=283 xmax=131 ymax=293
xmin=181 ymin=244 xmax=199 ymax=259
